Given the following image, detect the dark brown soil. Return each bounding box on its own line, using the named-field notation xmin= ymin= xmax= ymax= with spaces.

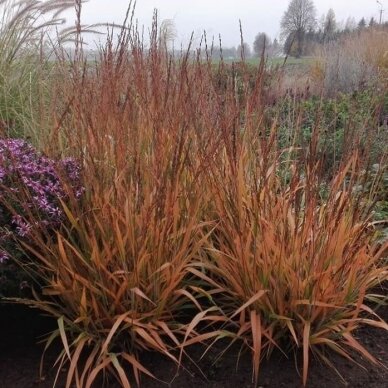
xmin=0 ymin=300 xmax=387 ymax=388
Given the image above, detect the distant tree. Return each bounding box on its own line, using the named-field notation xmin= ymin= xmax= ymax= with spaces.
xmin=237 ymin=42 xmax=251 ymax=59
xmin=315 ymin=14 xmax=325 ymax=42
xmin=222 ymin=46 xmax=237 ymax=59
xmin=253 ymin=32 xmax=272 ymax=56
xmin=283 ymin=32 xmax=299 ymax=56
xmin=369 ymin=17 xmax=376 ymax=27
xmin=318 ymin=14 xmax=326 ymax=33
xmin=304 ymin=27 xmax=319 ymax=55
xmin=281 ymin=0 xmax=317 ymax=57
xmin=323 ymin=9 xmax=336 ymax=41
xmin=358 ymin=17 xmax=366 ymax=29
xmin=271 ymin=38 xmax=281 ymax=56
xmin=159 ymin=19 xmax=177 ymax=49
xmin=344 ymin=17 xmax=357 ymax=32
xmin=210 ymin=46 xmax=222 ymax=60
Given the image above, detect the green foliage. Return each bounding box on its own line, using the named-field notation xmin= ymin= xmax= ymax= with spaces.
xmin=269 ymin=89 xmax=387 ymax=175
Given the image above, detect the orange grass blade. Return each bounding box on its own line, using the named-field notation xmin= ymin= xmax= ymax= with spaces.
xmin=230 ymin=290 xmax=267 ymax=319
xmin=110 ymin=354 xmax=132 ymax=388
xmin=121 ymin=353 xmax=157 ymax=387
xmin=57 ymin=316 xmax=71 ymax=360
xmin=250 ymin=310 xmax=262 ymax=385
xmin=85 ymin=356 xmax=112 ymax=388
xmin=100 ymin=312 xmax=130 ymax=356
xmin=302 ymin=321 xmax=311 ymax=386
xmin=65 ymin=335 xmax=88 ymax=388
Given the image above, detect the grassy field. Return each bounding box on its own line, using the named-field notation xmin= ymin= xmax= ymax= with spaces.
xmin=210 ymin=55 xmax=315 ymax=70
xmin=218 ymin=56 xmax=314 ymax=67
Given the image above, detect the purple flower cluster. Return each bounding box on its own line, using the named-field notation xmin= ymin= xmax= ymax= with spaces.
xmin=0 ymin=138 xmax=83 ymax=261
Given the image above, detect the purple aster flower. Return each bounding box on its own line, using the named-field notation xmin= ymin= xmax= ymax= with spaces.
xmin=0 ymin=138 xmax=84 ymax=260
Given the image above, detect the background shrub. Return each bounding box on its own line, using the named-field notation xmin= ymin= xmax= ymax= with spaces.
xmin=312 ymin=26 xmax=388 ymax=96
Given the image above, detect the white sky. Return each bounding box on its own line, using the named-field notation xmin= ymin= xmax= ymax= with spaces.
xmin=65 ymin=0 xmax=386 ymax=47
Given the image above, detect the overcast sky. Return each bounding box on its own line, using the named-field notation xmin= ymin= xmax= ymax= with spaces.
xmin=66 ymin=0 xmax=386 ymax=47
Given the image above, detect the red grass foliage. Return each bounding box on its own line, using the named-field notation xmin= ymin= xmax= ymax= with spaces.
xmin=4 ymin=12 xmax=387 ymax=388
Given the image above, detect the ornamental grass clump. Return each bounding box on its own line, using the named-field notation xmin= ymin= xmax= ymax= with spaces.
xmin=11 ymin=13 xmax=216 ymax=388
xmin=190 ymin=128 xmax=388 ymax=386
xmin=0 ymin=0 xmax=79 ymax=141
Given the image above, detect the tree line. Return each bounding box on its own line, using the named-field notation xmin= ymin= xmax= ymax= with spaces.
xmin=278 ymin=0 xmax=384 ymax=58
xmin=206 ymin=0 xmax=386 ymax=60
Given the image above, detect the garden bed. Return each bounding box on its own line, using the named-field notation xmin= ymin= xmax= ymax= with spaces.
xmin=1 ymin=298 xmax=387 ymax=388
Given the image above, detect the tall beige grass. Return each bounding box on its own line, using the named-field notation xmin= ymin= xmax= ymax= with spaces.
xmin=311 ymin=26 xmax=388 ymax=96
